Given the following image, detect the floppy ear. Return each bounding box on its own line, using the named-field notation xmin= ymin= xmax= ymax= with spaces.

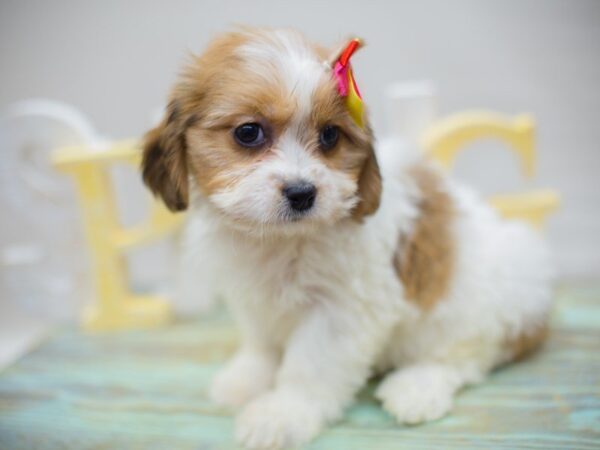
xmin=141 ymin=103 xmax=189 ymax=212
xmin=351 ymin=143 xmax=382 ymax=221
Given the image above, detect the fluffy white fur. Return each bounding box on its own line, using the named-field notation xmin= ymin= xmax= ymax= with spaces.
xmin=180 ymin=142 xmax=552 ymax=449
xmin=169 ymin=29 xmax=554 ymax=450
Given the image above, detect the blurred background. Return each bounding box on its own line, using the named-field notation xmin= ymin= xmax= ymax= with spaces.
xmin=1 ymin=1 xmax=599 ymax=363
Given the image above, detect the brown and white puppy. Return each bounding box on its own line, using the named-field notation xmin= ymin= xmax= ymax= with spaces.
xmin=142 ymin=27 xmax=553 ymax=450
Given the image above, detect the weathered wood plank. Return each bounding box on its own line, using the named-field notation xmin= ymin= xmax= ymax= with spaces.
xmin=0 ymin=286 xmax=599 ymax=449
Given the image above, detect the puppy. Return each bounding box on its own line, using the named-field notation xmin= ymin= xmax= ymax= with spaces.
xmin=141 ymin=27 xmax=553 ymax=450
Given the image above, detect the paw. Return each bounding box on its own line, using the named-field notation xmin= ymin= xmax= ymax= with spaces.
xmin=209 ymin=351 xmax=276 ymax=410
xmin=235 ymin=390 xmax=323 ymax=450
xmin=375 ymin=365 xmax=457 ymax=425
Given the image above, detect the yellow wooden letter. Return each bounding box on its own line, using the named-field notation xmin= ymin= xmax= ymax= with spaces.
xmin=421 ymin=111 xmax=560 ymax=228
xmin=53 ymin=141 xmax=183 ymax=331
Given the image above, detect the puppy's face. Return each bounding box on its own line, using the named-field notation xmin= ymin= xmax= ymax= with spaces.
xmin=142 ymin=28 xmax=381 ymax=235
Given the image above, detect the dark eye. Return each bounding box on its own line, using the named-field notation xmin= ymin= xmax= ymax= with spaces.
xmin=319 ymin=125 xmax=339 ymax=151
xmin=234 ymin=123 xmax=266 ymax=148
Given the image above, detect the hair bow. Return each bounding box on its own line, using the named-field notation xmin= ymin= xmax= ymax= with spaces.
xmin=331 ymin=38 xmax=364 ymax=128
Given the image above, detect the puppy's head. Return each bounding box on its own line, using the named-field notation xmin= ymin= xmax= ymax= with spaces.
xmin=142 ymin=28 xmax=381 ymax=234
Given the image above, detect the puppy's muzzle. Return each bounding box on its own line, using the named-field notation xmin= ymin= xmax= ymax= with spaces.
xmin=283 ymin=181 xmax=316 ymax=212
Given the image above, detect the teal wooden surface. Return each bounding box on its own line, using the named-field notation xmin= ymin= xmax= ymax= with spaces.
xmin=0 ymin=285 xmax=599 ymax=449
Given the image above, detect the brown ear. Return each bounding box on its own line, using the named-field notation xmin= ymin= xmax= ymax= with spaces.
xmin=352 ymin=145 xmax=382 ymax=221
xmin=141 ymin=106 xmax=189 ymax=212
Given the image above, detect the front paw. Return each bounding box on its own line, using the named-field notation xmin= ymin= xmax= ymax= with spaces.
xmin=375 ymin=365 xmax=457 ymax=425
xmin=235 ymin=390 xmax=323 ymax=450
xmin=209 ymin=351 xmax=276 ymax=409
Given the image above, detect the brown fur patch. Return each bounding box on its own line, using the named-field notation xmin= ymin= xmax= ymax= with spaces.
xmin=141 ymin=106 xmax=190 ymax=212
xmin=180 ymin=37 xmax=299 ymax=197
xmin=351 ymin=145 xmax=382 ymax=220
xmin=506 ymin=323 xmax=548 ymax=361
xmin=141 ymin=30 xmax=262 ymax=204
xmin=394 ymin=163 xmax=454 ymax=309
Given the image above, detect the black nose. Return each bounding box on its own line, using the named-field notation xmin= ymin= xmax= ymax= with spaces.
xmin=283 ymin=182 xmax=316 ymax=212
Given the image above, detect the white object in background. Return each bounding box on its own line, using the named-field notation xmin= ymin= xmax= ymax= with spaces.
xmin=384 ymin=80 xmax=437 ymax=143
xmin=0 ymin=99 xmax=105 ymax=321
